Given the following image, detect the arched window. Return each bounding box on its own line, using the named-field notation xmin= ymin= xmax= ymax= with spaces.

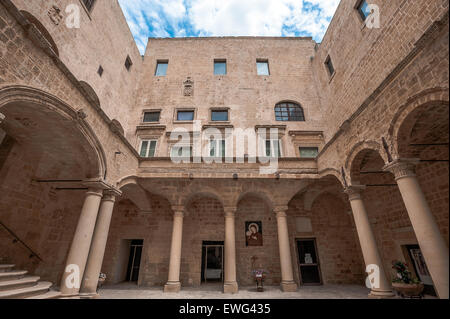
xmin=275 ymin=102 xmax=305 ymax=121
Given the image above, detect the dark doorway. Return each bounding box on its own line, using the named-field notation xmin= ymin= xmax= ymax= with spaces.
xmin=125 ymin=239 xmax=143 ymax=282
xmin=201 ymin=241 xmax=224 ymax=283
xmin=296 ymin=238 xmax=322 ymax=285
xmin=404 ymin=244 xmax=437 ymax=296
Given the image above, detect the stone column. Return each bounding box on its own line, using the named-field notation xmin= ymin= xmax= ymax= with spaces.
xmin=80 ymin=188 xmax=122 ymax=297
xmin=274 ymin=206 xmax=297 ymax=292
xmin=164 ymin=206 xmax=185 ymax=293
xmin=223 ymin=207 xmax=238 ymax=294
xmin=0 ymin=113 xmax=5 ymax=123
xmin=60 ymin=186 xmax=105 ymax=296
xmin=384 ymin=159 xmax=449 ymax=299
xmin=345 ymin=186 xmax=394 ymax=298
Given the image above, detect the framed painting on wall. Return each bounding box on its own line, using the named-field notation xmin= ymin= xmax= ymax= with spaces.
xmin=245 ymin=221 xmax=263 ymax=246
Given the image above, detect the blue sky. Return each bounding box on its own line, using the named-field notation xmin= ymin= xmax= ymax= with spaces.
xmin=118 ymin=0 xmax=341 ymax=55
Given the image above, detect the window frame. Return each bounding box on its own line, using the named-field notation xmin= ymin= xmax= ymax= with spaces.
xmin=356 ymin=0 xmax=371 ymax=21
xmin=263 ymin=139 xmax=283 ymax=158
xmin=256 ymin=59 xmax=270 ymax=76
xmin=97 ymin=65 xmax=104 ymax=77
xmin=79 ymin=0 xmax=97 ymax=14
xmin=142 ymin=110 xmax=161 ymax=123
xmin=275 ymin=102 xmax=305 ymax=122
xmin=299 ymin=146 xmax=319 ymax=159
xmin=214 ymin=59 xmax=227 ymax=76
xmin=209 ymin=138 xmax=226 ymax=158
xmin=139 ymin=139 xmax=158 ymax=158
xmin=324 ymin=55 xmax=335 ymax=78
xmin=155 ymin=60 xmax=169 ymax=76
xmin=170 ymin=144 xmax=193 ymax=159
xmin=210 ymin=109 xmax=230 ymax=122
xmin=175 ymin=109 xmax=196 ymax=122
xmin=125 ymin=55 xmax=133 ymax=71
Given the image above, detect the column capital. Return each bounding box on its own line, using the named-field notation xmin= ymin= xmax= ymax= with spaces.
xmin=344 ymin=185 xmax=366 ymax=201
xmin=224 ymin=207 xmax=237 ymax=217
xmin=383 ymin=158 xmax=420 ymax=180
xmin=171 ymin=206 xmax=185 ymax=217
xmin=273 ymin=206 xmax=289 ymax=217
xmin=102 ymin=188 xmax=122 ymax=202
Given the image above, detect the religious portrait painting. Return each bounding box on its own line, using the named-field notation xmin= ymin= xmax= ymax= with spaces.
xmin=245 ymin=221 xmax=263 ymax=247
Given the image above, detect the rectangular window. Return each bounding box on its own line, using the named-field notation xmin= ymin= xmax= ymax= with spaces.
xmin=299 ymin=147 xmax=319 ymax=159
xmin=357 ymin=0 xmax=371 ymax=20
xmin=214 ymin=60 xmax=227 ymax=75
xmin=139 ymin=140 xmax=157 ymax=158
xmin=211 ymin=110 xmax=229 ymax=122
xmin=143 ymin=111 xmax=160 ymax=123
xmin=155 ymin=61 xmax=168 ymax=76
xmin=325 ymin=56 xmax=335 ymax=77
xmin=171 ymin=145 xmax=192 ymax=158
xmin=265 ymin=139 xmax=282 ymax=158
xmin=257 ymin=60 xmax=270 ymax=75
xmin=177 ymin=110 xmax=195 ymax=121
xmin=209 ymin=139 xmax=226 ymax=158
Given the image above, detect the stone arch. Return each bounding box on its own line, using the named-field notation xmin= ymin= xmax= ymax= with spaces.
xmin=117 ymin=177 xmax=152 ymax=214
xmin=348 ymin=147 xmax=388 ymax=185
xmin=318 ymin=168 xmax=345 ymax=188
xmin=388 ymin=87 xmax=449 ymax=158
xmin=181 ymin=186 xmax=226 ymax=208
xmin=20 ymin=10 xmax=59 ymax=57
xmin=0 ymin=84 xmax=107 ymax=179
xmin=345 ymin=140 xmax=387 ymax=173
xmin=235 ymin=190 xmax=274 ymax=211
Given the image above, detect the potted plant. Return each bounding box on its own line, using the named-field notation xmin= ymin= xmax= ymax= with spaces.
xmin=391 ymin=261 xmax=424 ymax=298
xmin=97 ymin=272 xmax=107 ymax=292
xmin=252 ymin=269 xmax=269 ymax=292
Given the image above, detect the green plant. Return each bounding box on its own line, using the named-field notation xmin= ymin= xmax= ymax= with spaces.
xmin=392 ymin=261 xmax=421 ymax=284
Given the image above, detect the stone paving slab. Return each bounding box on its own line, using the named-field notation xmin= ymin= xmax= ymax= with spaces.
xmin=99 ymin=283 xmax=372 ymax=299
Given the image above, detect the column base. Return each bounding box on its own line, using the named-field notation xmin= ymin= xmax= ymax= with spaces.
xmin=368 ymin=289 xmax=396 ymax=299
xmin=224 ymin=281 xmax=239 ymax=294
xmin=79 ymin=292 xmax=100 ymax=299
xmin=164 ymin=281 xmax=181 ymax=293
xmin=281 ymin=281 xmax=298 ymax=292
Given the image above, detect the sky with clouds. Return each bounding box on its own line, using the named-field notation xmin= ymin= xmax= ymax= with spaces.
xmin=118 ymin=0 xmax=341 ymax=55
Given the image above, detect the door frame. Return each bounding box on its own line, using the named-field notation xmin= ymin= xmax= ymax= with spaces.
xmin=201 ymin=241 xmax=224 ymax=284
xmin=295 ymin=237 xmax=323 ymax=286
xmin=126 ymin=239 xmax=144 ymax=283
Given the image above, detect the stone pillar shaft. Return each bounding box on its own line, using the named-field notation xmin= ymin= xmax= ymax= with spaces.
xmin=80 ymin=190 xmax=120 ymax=296
xmin=224 ymin=207 xmax=238 ymax=293
xmin=60 ymin=188 xmax=103 ymax=296
xmin=274 ymin=206 xmax=297 ymax=292
xmin=384 ymin=159 xmax=449 ymax=299
xmin=346 ymin=186 xmax=393 ymax=298
xmin=164 ymin=207 xmax=184 ymax=293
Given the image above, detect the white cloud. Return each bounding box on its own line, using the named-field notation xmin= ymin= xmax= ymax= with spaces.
xmin=118 ymin=0 xmax=341 ymax=54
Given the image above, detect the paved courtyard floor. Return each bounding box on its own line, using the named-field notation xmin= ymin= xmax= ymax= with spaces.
xmin=99 ymin=283 xmax=373 ymax=299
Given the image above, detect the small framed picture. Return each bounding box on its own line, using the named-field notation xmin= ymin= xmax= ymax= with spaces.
xmin=245 ymin=221 xmax=263 ymax=246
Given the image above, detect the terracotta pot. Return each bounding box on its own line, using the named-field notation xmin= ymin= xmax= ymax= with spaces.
xmin=392 ymin=282 xmax=424 ymax=297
